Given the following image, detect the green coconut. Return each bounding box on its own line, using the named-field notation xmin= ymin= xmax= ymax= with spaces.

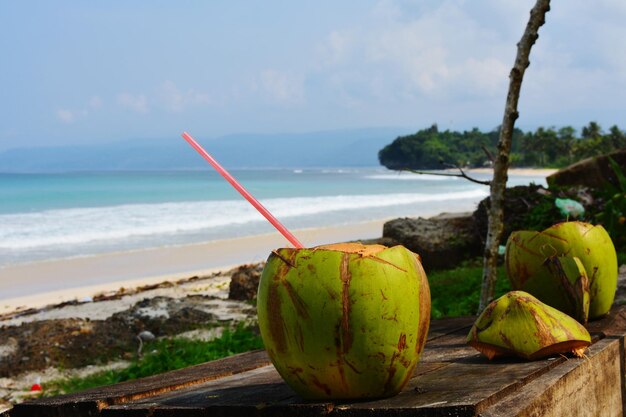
xmin=257 ymin=243 xmax=431 ymax=400
xmin=508 ymin=255 xmax=590 ymax=324
xmin=542 ymin=256 xmax=590 ymax=323
xmin=506 ymin=221 xmax=617 ymax=320
xmin=467 ymin=291 xmax=591 ymax=360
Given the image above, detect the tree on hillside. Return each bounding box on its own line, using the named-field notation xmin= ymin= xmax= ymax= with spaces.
xmin=556 ymin=126 xmax=576 ymax=166
xmin=522 ymin=127 xmax=558 ymax=166
xmin=479 ymin=0 xmax=552 ymax=312
xmin=581 ymin=121 xmax=603 ymax=140
xmin=379 ymin=122 xmax=623 ymax=170
xmin=607 ymin=125 xmax=626 ymax=149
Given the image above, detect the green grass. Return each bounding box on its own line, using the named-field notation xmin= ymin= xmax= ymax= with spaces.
xmin=45 ymin=324 xmax=263 ymax=396
xmin=428 ymin=259 xmax=511 ymax=319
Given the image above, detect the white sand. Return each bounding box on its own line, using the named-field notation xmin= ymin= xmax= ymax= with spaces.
xmin=0 ymin=220 xmax=388 ymax=313
xmin=466 ymin=167 xmax=558 ymax=176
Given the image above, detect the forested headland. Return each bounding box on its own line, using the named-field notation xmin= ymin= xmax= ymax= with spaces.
xmin=378 ymin=122 xmax=626 ymax=170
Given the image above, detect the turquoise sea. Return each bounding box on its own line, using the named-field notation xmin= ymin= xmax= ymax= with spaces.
xmin=0 ymin=168 xmax=546 ymax=265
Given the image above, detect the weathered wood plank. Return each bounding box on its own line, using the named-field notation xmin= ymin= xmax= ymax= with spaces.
xmin=102 ymin=354 xmax=567 ymax=417
xmin=103 ymin=363 xmax=449 ymax=416
xmin=586 ymin=305 xmax=626 ymax=337
xmin=325 ymin=353 xmax=567 ymax=416
xmin=9 ymin=349 xmax=271 ymax=417
xmin=261 ymin=363 xmax=451 ymax=417
xmin=419 ymin=331 xmax=476 ymax=363
xmin=481 ymin=336 xmax=625 ymax=417
xmin=424 ymin=316 xmax=474 ymax=341
xmin=103 ymin=367 xmax=292 ymax=417
xmin=101 ymin=327 xmax=566 ymax=417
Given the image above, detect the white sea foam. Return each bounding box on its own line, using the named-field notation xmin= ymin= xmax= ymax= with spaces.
xmin=365 ymin=173 xmax=459 ymax=181
xmin=0 ymin=189 xmax=487 ymax=250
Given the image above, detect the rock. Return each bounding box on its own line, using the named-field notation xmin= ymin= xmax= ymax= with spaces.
xmin=228 ymin=263 xmax=264 ymax=301
xmin=383 ymin=185 xmax=565 ymax=270
xmin=0 ymin=338 xmax=17 ymax=361
xmin=137 ymin=330 xmax=155 ymax=342
xmin=383 ymin=212 xmax=482 ymax=270
xmin=0 ymin=400 xmax=11 ymax=415
xmin=472 ymin=184 xmax=560 ymax=244
xmin=357 ymin=236 xmax=400 ymax=247
xmin=110 ymin=296 xmax=218 ymax=336
xmin=572 ymin=187 xmax=595 ymax=206
xmin=547 ymin=148 xmax=626 ymax=189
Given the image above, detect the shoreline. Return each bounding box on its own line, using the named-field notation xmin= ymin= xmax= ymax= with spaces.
xmin=0 ymin=219 xmax=392 ymax=314
xmin=0 ymin=168 xmax=555 ymax=314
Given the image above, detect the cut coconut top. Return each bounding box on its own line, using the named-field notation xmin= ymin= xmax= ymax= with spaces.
xmin=314 ymin=242 xmax=388 ymax=256
xmin=271 ymin=243 xmax=420 ymax=272
xmin=467 ymin=291 xmax=591 ymax=361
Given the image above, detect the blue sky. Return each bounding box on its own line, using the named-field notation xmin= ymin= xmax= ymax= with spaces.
xmin=1 ymin=1 xmax=625 ymax=151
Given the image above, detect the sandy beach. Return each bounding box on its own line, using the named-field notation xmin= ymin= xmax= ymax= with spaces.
xmin=466 ymin=167 xmax=557 ymax=176
xmin=0 ymin=220 xmax=388 ymax=314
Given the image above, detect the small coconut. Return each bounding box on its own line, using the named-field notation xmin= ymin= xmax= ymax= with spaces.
xmin=467 ymin=291 xmax=591 ymax=360
xmin=506 ymin=221 xmax=617 ymax=320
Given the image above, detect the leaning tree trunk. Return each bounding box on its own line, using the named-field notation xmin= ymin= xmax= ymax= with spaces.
xmin=478 ymin=0 xmax=551 ymax=312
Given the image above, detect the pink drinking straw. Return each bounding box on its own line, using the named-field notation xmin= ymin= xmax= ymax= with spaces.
xmin=181 ymin=132 xmax=304 ymax=249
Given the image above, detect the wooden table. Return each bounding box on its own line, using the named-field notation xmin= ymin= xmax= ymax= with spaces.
xmin=8 ymin=308 xmax=626 ymax=417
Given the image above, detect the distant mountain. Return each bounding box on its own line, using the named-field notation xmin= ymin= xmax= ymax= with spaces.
xmin=0 ymin=128 xmax=410 ymax=172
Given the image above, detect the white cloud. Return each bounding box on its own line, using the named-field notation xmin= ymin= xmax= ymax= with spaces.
xmin=371 ymin=3 xmax=512 ymax=96
xmin=316 ymin=31 xmax=354 ymax=67
xmin=455 ymin=58 xmax=509 ymax=96
xmin=544 ymin=0 xmax=626 ymax=79
xmin=117 ymin=92 xmax=149 ymax=113
xmin=56 ymin=96 xmax=102 ymax=124
xmin=35 ymin=0 xmax=626 ymax=138
xmin=259 ymin=70 xmax=305 ymax=104
xmin=56 ymin=109 xmax=76 ymax=124
xmin=159 ymin=81 xmax=210 ymax=112
xmin=88 ymin=96 xmax=103 ymax=109
xmin=311 ymin=0 xmax=516 ymax=106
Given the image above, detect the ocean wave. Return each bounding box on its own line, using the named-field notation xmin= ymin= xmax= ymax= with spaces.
xmin=0 ymin=189 xmax=487 ymax=250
